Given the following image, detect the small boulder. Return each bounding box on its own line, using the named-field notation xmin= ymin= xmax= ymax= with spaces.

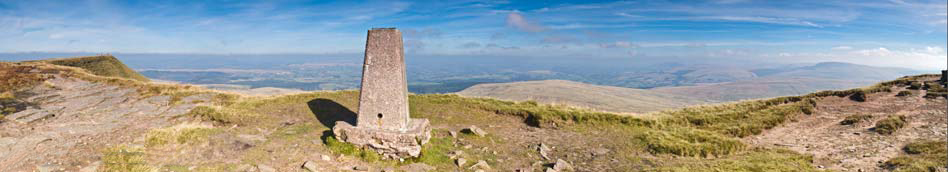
xmin=321 ymin=155 xmax=332 ymax=161
xmin=462 ymin=125 xmax=488 ymax=136
xmin=456 ymin=158 xmax=467 ymax=167
xmin=538 ymin=143 xmax=552 ymax=160
xmin=468 ymin=160 xmax=491 ymax=170
xmin=449 ymin=131 xmax=458 ymax=138
xmin=553 ymin=159 xmax=573 ymax=171
xmin=257 ymin=164 xmax=276 ymax=172
xmin=301 ymin=161 xmax=318 ymax=172
xmin=354 ymin=165 xmax=370 ymax=171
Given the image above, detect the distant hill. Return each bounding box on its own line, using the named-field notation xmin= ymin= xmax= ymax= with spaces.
xmin=460 ymin=62 xmax=926 ymax=104
xmin=654 ymin=62 xmax=923 ymax=101
xmin=31 ymin=55 xmax=150 ymax=82
xmin=456 ymin=80 xmax=712 ymax=113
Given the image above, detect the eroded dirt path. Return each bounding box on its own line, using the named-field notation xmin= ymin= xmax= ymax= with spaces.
xmin=0 ymin=76 xmax=210 ymax=171
xmin=747 ymin=87 xmax=947 ymax=172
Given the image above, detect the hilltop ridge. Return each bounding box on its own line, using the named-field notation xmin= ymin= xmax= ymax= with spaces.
xmin=0 ymin=57 xmax=945 ymax=171
xmin=30 ymin=55 xmax=150 ymax=82
xmin=457 ymin=80 xmax=712 ymax=113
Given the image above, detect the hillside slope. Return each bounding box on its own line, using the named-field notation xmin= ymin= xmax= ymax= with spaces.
xmin=0 ymin=59 xmax=944 ymax=171
xmin=31 ymin=55 xmax=150 ymax=82
xmin=457 ymin=80 xmax=712 ymax=113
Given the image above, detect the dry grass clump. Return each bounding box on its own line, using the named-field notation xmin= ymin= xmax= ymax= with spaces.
xmin=873 ymin=115 xmax=907 ymax=135
xmin=839 ymin=114 xmax=873 ymax=125
xmin=145 ymin=123 xmax=219 ymax=147
xmin=895 ymin=91 xmax=913 ymax=97
xmin=883 ymin=140 xmax=947 ymax=172
xmin=101 ymin=145 xmax=153 ymax=172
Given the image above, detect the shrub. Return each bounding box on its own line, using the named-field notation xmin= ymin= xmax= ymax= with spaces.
xmin=907 ymin=82 xmax=922 ymax=90
xmin=840 ymin=114 xmax=872 ymax=125
xmin=895 ymin=91 xmax=913 ymax=97
xmin=848 ymin=90 xmax=867 ymax=102
xmin=874 ymin=115 xmax=906 ymax=135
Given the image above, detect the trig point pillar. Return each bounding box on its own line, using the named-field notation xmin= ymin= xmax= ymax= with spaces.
xmin=332 ymin=28 xmax=431 ymax=159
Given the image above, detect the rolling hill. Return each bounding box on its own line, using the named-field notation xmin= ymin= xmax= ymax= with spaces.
xmin=456 ymin=80 xmax=712 ymax=113
xmin=1 ymin=56 xmax=944 ymax=171
xmin=29 ymin=55 xmax=151 ymax=82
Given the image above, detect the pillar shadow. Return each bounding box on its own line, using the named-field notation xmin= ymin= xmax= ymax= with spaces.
xmin=307 ymin=98 xmax=357 ymax=129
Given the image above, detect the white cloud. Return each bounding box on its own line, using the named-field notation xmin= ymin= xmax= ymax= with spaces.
xmin=913 ymin=46 xmax=944 ymax=54
xmin=831 ymin=46 xmax=853 ymax=50
xmin=506 ymin=12 xmax=545 ymax=32
xmin=599 ymin=41 xmax=637 ymax=48
xmin=853 ymin=47 xmax=892 ymax=56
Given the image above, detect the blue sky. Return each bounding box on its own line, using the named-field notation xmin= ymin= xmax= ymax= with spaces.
xmin=1 ymin=0 xmax=946 ymax=69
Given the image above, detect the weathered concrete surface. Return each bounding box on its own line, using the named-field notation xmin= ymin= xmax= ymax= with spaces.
xmin=0 ymin=76 xmax=211 ymax=171
xmin=357 ymin=28 xmax=411 ymax=131
xmin=333 ymin=28 xmax=431 ymax=159
xmin=332 ymin=119 xmax=431 ymax=158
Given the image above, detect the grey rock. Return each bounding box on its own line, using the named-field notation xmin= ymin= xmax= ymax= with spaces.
xmin=590 ymin=148 xmax=610 ymax=156
xmin=235 ymin=164 xmax=256 ymax=172
xmin=463 ymin=125 xmax=488 ymax=137
xmin=468 ymin=160 xmax=490 ymax=170
xmin=256 ymin=164 xmax=276 ymax=172
xmin=321 ymin=154 xmax=332 ymax=161
xmin=553 ymin=159 xmax=573 ymax=171
xmin=456 ymin=158 xmax=467 ymax=167
xmin=538 ymin=143 xmax=552 ymax=160
xmin=301 ymin=161 xmax=318 ymax=172
xmin=353 ymin=165 xmax=370 ymax=171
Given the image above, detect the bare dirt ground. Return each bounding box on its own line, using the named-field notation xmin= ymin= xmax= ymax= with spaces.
xmin=0 ymin=76 xmax=211 ymax=171
xmin=747 ymin=85 xmax=947 ymax=172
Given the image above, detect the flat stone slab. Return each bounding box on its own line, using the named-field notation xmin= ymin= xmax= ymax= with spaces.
xmin=332 ymin=119 xmax=431 ymax=159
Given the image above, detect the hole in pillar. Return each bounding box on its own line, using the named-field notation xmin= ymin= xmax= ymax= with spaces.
xmin=378 ymin=113 xmax=383 ymax=119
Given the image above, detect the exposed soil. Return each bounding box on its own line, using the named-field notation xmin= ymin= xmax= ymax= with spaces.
xmin=0 ymin=76 xmax=211 ymax=171
xmin=747 ymin=85 xmax=947 ymax=172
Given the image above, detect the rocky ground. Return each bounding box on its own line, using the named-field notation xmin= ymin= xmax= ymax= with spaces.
xmin=1 ymin=61 xmax=945 ymax=172
xmin=0 ymin=75 xmax=212 ymax=171
xmin=748 ymin=82 xmax=947 ymax=172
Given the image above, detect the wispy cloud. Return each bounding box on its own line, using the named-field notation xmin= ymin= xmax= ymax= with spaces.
xmin=505 ymin=12 xmax=545 ymax=32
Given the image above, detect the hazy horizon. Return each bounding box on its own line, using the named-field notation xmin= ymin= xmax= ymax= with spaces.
xmin=1 ymin=0 xmax=946 ymax=70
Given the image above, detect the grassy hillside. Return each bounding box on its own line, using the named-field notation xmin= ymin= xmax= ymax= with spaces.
xmin=3 ymin=60 xmax=944 ymax=171
xmin=33 ymin=55 xmax=150 ymax=82
xmin=457 ymin=80 xmax=712 ymax=113
xmin=652 ymin=78 xmax=876 ymax=101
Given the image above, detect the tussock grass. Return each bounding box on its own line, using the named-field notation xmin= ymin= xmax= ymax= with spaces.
xmin=873 ymin=115 xmax=907 ymax=135
xmin=101 ymin=145 xmax=153 ymax=172
xmin=658 ymin=99 xmax=816 ymax=137
xmin=652 ymin=148 xmax=818 ymax=172
xmin=895 ymin=91 xmax=913 ymax=97
xmin=642 ymin=127 xmax=744 ymax=157
xmin=884 ymin=140 xmax=947 ymax=172
xmin=840 ymin=114 xmax=872 ymax=125
xmin=145 ymin=123 xmax=220 ymax=147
